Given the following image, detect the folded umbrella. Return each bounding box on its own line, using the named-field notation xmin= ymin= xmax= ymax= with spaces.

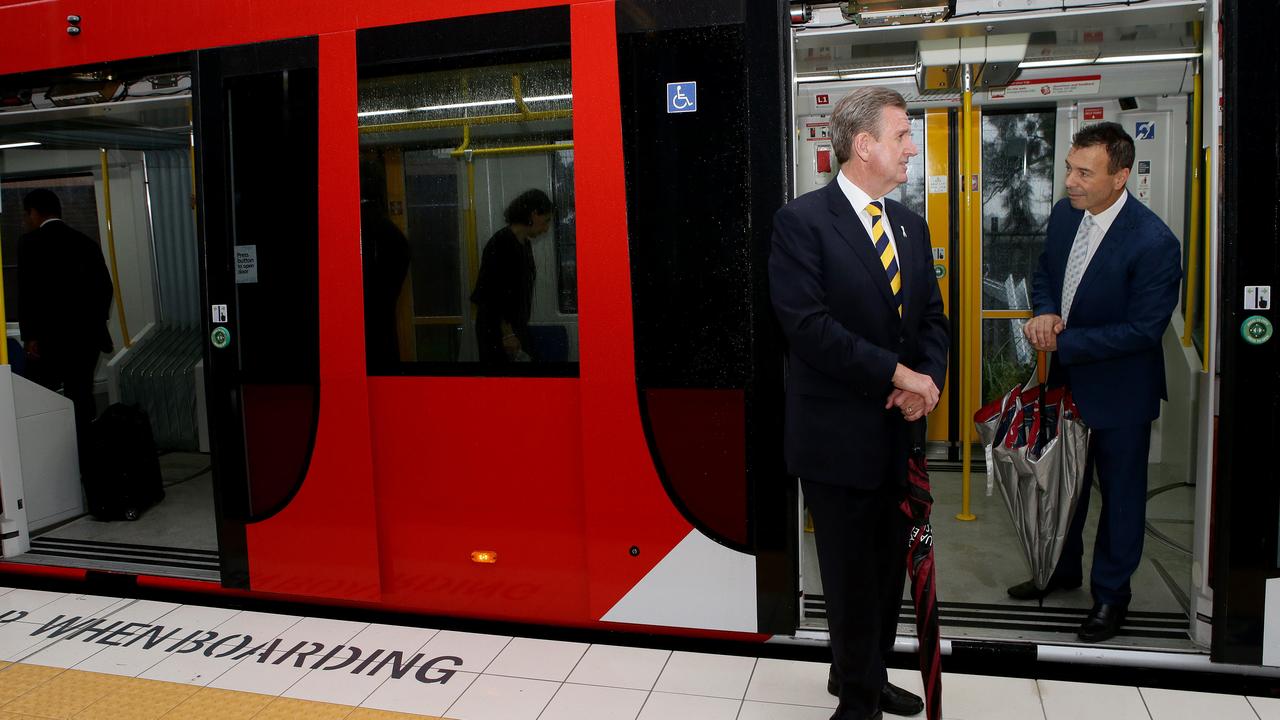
xmin=902 ymin=420 xmax=941 ymax=720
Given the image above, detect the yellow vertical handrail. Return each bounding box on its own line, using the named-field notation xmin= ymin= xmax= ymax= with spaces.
xmin=100 ymin=149 xmax=132 ymax=348
xmin=1183 ymin=31 xmax=1204 ymax=347
xmin=1202 ymin=146 xmax=1212 ymax=373
xmin=957 ymin=65 xmax=977 ymax=521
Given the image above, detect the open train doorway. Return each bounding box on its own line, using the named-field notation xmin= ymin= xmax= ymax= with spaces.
xmin=0 ymin=56 xmax=220 ymax=581
xmin=788 ymin=1 xmax=1213 ymax=656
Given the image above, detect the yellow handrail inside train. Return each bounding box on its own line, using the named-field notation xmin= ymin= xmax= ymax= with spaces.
xmin=101 ymin=149 xmax=132 ymax=348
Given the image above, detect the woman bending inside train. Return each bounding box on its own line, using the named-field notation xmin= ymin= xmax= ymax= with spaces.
xmin=470 ymin=189 xmax=554 ymax=363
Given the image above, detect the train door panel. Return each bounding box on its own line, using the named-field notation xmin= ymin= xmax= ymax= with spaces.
xmin=355 ymin=7 xmax=597 ymax=624
xmin=195 ymin=36 xmax=382 ymax=600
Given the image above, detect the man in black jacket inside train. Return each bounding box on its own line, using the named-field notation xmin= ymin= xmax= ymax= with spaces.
xmin=770 ymin=87 xmax=949 ymax=720
xmin=18 ymin=188 xmax=114 ymax=468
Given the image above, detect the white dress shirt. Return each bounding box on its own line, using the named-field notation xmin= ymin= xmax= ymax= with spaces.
xmin=836 ymin=171 xmax=901 ymax=264
xmin=1076 ymin=190 xmax=1128 ymax=273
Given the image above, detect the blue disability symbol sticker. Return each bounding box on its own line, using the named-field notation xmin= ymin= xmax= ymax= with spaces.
xmin=1134 ymin=121 xmax=1156 ymax=139
xmin=667 ymin=82 xmax=696 ymax=114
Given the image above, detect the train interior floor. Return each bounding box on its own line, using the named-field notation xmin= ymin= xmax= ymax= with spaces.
xmin=0 ymin=585 xmax=1271 ymax=720
xmin=6 ymin=453 xmax=219 ymax=582
xmin=801 ymin=464 xmax=1198 ymax=652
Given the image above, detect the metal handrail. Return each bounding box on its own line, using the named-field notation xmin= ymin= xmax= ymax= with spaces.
xmin=100 ymin=148 xmax=132 ymax=348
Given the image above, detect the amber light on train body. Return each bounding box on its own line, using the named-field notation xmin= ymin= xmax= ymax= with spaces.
xmin=471 ymin=551 xmax=498 ymax=564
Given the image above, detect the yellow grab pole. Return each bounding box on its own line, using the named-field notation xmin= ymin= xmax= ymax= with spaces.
xmin=450 ymin=142 xmax=574 ymax=159
xmin=1202 ymin=146 xmax=1212 ymax=373
xmin=1183 ymin=53 xmax=1204 ymax=346
xmin=957 ymin=65 xmax=976 ymax=521
xmin=100 ymin=149 xmax=131 ymax=348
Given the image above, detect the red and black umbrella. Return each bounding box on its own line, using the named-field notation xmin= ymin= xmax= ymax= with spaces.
xmin=902 ymin=420 xmax=942 ymax=720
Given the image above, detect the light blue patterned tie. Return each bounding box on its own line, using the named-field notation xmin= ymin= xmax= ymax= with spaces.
xmin=1060 ymin=214 xmax=1094 ymax=325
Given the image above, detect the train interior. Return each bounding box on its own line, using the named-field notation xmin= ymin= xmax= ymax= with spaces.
xmin=791 ymin=2 xmax=1214 ymax=655
xmin=0 ymin=79 xmax=219 ymax=581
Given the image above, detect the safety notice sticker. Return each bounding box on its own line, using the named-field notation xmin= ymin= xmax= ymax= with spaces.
xmin=989 ymin=75 xmax=1101 ymax=101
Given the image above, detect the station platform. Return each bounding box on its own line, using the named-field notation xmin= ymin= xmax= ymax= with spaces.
xmin=0 ymin=585 xmax=1272 ymax=720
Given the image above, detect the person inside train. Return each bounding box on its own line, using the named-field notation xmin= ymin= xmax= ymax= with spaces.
xmin=470 ymin=188 xmax=553 ymax=363
xmin=360 ymin=196 xmax=411 ymax=373
xmin=18 ymin=188 xmax=115 ymax=469
xmin=1017 ymin=122 xmax=1182 ymax=643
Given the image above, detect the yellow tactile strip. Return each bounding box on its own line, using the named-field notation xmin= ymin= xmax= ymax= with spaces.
xmin=0 ymin=662 xmax=449 ymax=720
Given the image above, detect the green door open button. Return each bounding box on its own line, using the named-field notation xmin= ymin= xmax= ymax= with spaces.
xmin=1241 ymin=315 xmax=1273 ymax=346
xmin=211 ymin=326 xmax=231 ymax=349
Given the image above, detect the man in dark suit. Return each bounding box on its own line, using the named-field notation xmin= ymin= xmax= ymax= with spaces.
xmin=18 ymin=188 xmax=114 ymax=468
xmin=770 ymin=87 xmax=948 ymax=720
xmin=1011 ymin=122 xmax=1182 ymax=643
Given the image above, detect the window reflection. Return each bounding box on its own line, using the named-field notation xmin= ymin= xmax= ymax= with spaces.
xmin=357 ymin=59 xmax=577 ymax=374
xmin=981 ymin=110 xmax=1056 ymax=311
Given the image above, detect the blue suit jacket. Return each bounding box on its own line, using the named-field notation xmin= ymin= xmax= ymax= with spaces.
xmin=1032 ymin=196 xmax=1183 ymax=429
xmin=769 ymin=179 xmax=949 ymax=488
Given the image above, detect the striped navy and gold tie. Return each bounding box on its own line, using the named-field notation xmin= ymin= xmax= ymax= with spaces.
xmin=866 ymin=201 xmax=903 ymax=316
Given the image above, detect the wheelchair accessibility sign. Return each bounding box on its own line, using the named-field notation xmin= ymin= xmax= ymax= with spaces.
xmin=667 ymin=82 xmax=696 ymax=114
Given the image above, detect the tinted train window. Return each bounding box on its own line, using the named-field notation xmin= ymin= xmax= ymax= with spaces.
xmin=356 ymin=11 xmax=576 ymax=376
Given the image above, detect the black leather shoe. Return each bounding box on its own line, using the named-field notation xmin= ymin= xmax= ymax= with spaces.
xmin=880 ymin=682 xmax=924 ymax=716
xmin=1078 ymin=602 xmax=1126 ymax=643
xmin=1006 ymin=576 xmax=1082 ymax=601
xmin=829 ymin=710 xmax=882 ymax=720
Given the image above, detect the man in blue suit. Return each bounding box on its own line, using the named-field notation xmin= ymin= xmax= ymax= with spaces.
xmin=770 ymin=87 xmax=948 ymax=720
xmin=1011 ymin=122 xmax=1182 ymax=643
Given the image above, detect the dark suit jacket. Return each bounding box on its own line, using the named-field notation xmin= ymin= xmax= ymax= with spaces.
xmin=1032 ymin=196 xmax=1182 ymax=429
xmin=17 ymin=219 xmax=114 ymax=357
xmin=769 ymin=179 xmax=949 ymax=488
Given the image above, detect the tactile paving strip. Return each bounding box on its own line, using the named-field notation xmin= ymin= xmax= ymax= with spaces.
xmin=0 ymin=663 xmax=451 ymax=720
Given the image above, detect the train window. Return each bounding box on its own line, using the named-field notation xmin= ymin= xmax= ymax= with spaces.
xmin=357 ymin=51 xmax=577 ymax=376
xmin=980 ymin=109 xmax=1056 ymax=401
xmin=980 ymin=109 xmax=1057 ymax=312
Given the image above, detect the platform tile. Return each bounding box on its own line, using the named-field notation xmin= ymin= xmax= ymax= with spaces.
xmin=1 ymin=667 xmax=129 ymax=718
xmin=253 ymin=696 xmax=355 ymax=720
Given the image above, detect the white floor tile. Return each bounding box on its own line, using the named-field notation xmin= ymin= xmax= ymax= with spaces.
xmin=99 ymin=599 xmax=183 ymax=625
xmin=152 ymin=604 xmax=242 ymax=630
xmin=1142 ymin=687 xmax=1260 ymax=720
xmin=0 ymin=588 xmax=66 ymax=620
xmin=346 ymin=622 xmax=439 ymax=653
xmin=653 ymin=651 xmax=755 ymax=699
xmin=485 ymin=637 xmax=588 ymax=682
xmin=1039 ymin=680 xmax=1149 ymax=720
xmin=283 ymin=662 xmax=386 ymax=706
xmin=1250 ymin=696 xmax=1280 ymax=720
xmin=937 ymin=672 xmax=1042 ymax=720
xmin=744 ymin=657 xmax=837 ymax=709
xmin=140 ymin=610 xmax=302 ymax=686
xmin=0 ymin=618 xmax=50 ymax=659
xmin=284 ymin=633 xmax=446 ymax=707
xmin=417 ymin=630 xmax=512 ymax=673
xmin=637 ymin=691 xmax=741 ymax=720
xmin=539 ymin=683 xmax=647 ymax=720
xmin=739 ymin=700 xmax=835 ymax=720
xmin=207 ymin=646 xmax=314 ymax=695
xmin=22 ymin=593 xmax=121 ymax=625
xmin=273 ymin=616 xmax=369 ymax=646
xmin=445 ymin=673 xmax=559 ymax=720
xmin=887 ymin=667 xmax=926 ymax=699
xmin=566 ymin=644 xmax=671 ymax=691
xmin=72 ymin=601 xmax=245 ymax=678
xmin=18 ymin=634 xmax=109 ymax=669
xmin=361 ymin=668 xmax=477 ymax=716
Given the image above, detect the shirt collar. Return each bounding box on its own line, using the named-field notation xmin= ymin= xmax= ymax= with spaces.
xmin=39 ymin=218 xmax=64 ymax=228
xmin=836 ymin=171 xmax=884 ymax=216
xmin=1084 ymin=189 xmax=1127 ymax=237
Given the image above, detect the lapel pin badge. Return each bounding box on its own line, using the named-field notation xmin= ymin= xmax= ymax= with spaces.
xmin=901 ymin=226 xmax=908 ymax=238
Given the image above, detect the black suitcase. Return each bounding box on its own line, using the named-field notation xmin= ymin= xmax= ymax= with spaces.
xmin=84 ymin=404 xmax=165 ymax=521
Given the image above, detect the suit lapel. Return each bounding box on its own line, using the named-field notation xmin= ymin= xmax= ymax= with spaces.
xmin=826 ymin=182 xmax=898 ymax=314
xmin=1070 ymin=199 xmax=1133 ymax=312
